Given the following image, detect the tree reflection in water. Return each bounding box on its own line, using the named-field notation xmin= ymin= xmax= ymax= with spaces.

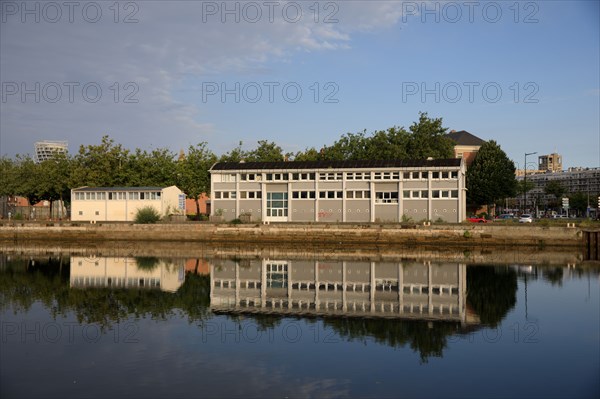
xmin=0 ymin=255 xmax=533 ymax=361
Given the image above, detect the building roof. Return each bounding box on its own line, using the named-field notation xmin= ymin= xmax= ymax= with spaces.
xmin=72 ymin=186 xmax=167 ymax=192
xmin=211 ymin=159 xmax=461 ymax=171
xmin=446 ymin=131 xmax=485 ymax=146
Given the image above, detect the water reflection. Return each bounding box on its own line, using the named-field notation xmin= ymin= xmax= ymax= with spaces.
xmin=1 ymin=250 xmax=598 ymax=397
xmin=69 ymin=256 xmax=185 ymax=292
xmin=210 ymin=260 xmax=477 ymax=324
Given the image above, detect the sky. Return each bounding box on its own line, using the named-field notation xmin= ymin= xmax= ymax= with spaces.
xmin=1 ymin=0 xmax=599 ymax=169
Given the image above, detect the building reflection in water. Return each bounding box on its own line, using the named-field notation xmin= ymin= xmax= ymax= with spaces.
xmin=210 ymin=259 xmax=479 ymax=324
xmin=70 ymin=256 xmax=186 ymax=292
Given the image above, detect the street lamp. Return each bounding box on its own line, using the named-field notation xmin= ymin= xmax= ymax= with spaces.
xmin=524 ymin=152 xmax=537 ymax=213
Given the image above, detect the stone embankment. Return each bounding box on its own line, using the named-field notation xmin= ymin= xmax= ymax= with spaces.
xmin=0 ymin=221 xmax=584 ymax=248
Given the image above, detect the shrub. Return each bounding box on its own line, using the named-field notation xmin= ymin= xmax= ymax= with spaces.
xmin=134 ymin=206 xmax=161 ymax=224
xmin=230 ymin=218 xmax=243 ymax=225
xmin=401 ymin=214 xmax=413 ymax=223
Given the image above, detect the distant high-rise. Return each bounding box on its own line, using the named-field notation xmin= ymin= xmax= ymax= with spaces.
xmin=34 ymin=141 xmax=68 ymax=163
xmin=538 ymin=153 xmax=562 ymax=173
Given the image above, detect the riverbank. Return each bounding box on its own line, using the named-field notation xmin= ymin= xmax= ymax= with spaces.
xmin=0 ymin=221 xmax=586 ymax=248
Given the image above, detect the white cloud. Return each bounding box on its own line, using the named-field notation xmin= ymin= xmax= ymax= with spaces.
xmin=0 ymin=1 xmax=409 ymax=155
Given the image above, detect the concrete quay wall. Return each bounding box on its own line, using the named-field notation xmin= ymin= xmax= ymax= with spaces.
xmin=0 ymin=222 xmax=584 ymax=248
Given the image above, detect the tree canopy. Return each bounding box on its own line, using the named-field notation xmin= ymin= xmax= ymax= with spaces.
xmin=466 ymin=140 xmax=517 ymax=207
xmin=1 ymin=113 xmax=461 ymax=210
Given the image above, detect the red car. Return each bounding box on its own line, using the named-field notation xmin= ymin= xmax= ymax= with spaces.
xmin=467 ymin=217 xmax=488 ymax=223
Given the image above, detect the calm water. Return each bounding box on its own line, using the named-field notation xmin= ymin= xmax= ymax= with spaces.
xmin=0 ymin=249 xmax=598 ymax=398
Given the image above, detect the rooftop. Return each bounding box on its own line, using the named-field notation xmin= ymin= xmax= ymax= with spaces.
xmin=72 ymin=186 xmax=167 ymax=192
xmin=446 ymin=130 xmax=485 ymax=146
xmin=211 ymin=159 xmax=461 ymax=171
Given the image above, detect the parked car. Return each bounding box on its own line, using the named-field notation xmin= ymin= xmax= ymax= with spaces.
xmin=519 ymin=214 xmax=533 ymax=223
xmin=467 ymin=216 xmax=488 ymax=223
xmin=496 ymin=214 xmax=515 ymax=220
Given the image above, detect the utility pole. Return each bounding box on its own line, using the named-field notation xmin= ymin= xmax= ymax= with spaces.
xmin=524 ymin=152 xmax=537 ymax=213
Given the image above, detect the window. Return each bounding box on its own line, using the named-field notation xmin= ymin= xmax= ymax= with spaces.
xmin=421 ymin=190 xmax=429 ymax=198
xmin=319 ymin=191 xmax=343 ymax=199
xmin=451 ymin=171 xmax=458 ymax=179
xmin=441 ymin=171 xmax=449 ymax=179
xmin=319 ymin=172 xmax=342 ymax=181
xmin=222 ymin=173 xmax=236 ymax=182
xmin=129 ymin=192 xmax=139 ymax=200
xmin=292 ymin=191 xmax=315 ymax=199
xmin=140 ymin=192 xmax=145 ymax=200
xmin=375 ymin=192 xmax=398 ymax=203
xmin=432 ymin=172 xmax=440 ymax=179
xmin=266 ymin=173 xmax=287 ymax=181
xmin=241 ymin=173 xmax=257 ymax=181
xmin=403 ymin=190 xmax=411 ymax=198
xmin=291 ymin=172 xmax=314 ymax=181
xmin=432 ymin=190 xmax=440 ymax=198
xmin=78 ymin=211 xmax=83 ymax=215
xmin=346 ymin=190 xmax=370 ymax=199
xmin=373 ymin=171 xmax=399 ymax=180
xmin=346 ymin=172 xmax=368 ymax=180
xmin=451 ymin=190 xmax=459 ymax=198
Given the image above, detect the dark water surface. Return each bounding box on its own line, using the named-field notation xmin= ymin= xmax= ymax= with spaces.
xmin=0 ymin=251 xmax=598 ymax=398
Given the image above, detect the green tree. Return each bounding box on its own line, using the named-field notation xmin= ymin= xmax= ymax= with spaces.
xmin=0 ymin=157 xmax=17 ymax=197
xmin=128 ymin=148 xmax=177 ymax=186
xmin=219 ymin=141 xmax=248 ymax=162
xmin=544 ymin=181 xmax=566 ymax=208
xmin=466 ymin=140 xmax=517 ymax=208
xmin=13 ymin=155 xmax=44 ymax=206
xmin=405 ymin=112 xmax=454 ymax=159
xmin=37 ymin=153 xmax=71 ymax=218
xmin=70 ymin=135 xmax=130 ymax=187
xmin=177 ymin=143 xmax=217 ymax=219
xmin=568 ymin=191 xmax=588 ymax=216
xmin=292 ymin=147 xmax=322 ymax=161
xmin=321 ymin=130 xmax=370 ymax=160
xmin=517 ymin=180 xmax=535 ymax=197
xmin=246 ymin=140 xmax=285 ymax=162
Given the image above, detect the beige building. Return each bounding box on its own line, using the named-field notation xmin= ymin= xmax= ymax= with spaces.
xmin=446 ymin=130 xmax=486 ymax=166
xmin=71 ymin=186 xmax=185 ymax=222
xmin=210 ymin=258 xmax=474 ymax=323
xmin=70 ymin=256 xmax=185 ymax=292
xmin=538 ymin=153 xmax=562 ymax=173
xmin=210 ymin=159 xmax=466 ymax=223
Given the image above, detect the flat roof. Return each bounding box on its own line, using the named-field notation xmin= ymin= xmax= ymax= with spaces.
xmin=72 ymin=187 xmax=166 ymax=192
xmin=211 ymin=159 xmax=461 ymax=171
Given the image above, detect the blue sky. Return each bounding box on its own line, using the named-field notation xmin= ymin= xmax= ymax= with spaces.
xmin=1 ymin=1 xmax=598 ymax=168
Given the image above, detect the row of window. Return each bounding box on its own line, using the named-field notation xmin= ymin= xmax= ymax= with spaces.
xmin=222 ymin=170 xmax=460 ymax=182
xmin=74 ymin=191 xmax=161 ymax=201
xmin=216 ymin=190 xmax=459 ymax=201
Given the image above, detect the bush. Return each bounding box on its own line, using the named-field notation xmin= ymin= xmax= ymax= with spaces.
xmin=134 ymin=206 xmax=161 ymax=224
xmin=230 ymin=218 xmax=243 ymax=225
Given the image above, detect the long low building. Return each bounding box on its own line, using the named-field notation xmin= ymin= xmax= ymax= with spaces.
xmin=209 ymin=159 xmax=466 ymax=223
xmin=71 ymin=186 xmax=185 ymax=222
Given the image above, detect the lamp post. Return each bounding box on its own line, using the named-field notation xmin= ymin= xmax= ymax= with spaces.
xmin=524 ymin=152 xmax=537 ymax=213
